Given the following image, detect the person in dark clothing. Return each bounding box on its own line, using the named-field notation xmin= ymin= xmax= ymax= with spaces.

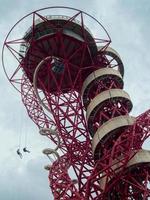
xmin=17 ymin=149 xmax=23 ymax=159
xmin=23 ymin=147 xmax=30 ymax=153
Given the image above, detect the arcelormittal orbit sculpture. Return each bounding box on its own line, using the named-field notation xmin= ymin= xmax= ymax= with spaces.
xmin=2 ymin=6 xmax=150 ymax=199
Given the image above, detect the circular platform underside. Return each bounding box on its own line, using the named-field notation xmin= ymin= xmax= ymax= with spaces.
xmin=21 ymin=17 xmax=111 ymax=94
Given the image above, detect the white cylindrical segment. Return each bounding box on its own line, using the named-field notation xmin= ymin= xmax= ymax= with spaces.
xmin=92 ymin=115 xmax=135 ymax=154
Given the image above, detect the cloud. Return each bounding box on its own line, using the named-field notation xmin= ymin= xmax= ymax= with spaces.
xmin=0 ymin=156 xmax=52 ymax=200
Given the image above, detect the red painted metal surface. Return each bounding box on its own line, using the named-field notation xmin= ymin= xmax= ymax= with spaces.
xmin=2 ymin=7 xmax=150 ymax=200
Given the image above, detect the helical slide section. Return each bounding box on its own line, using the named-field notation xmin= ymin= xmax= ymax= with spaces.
xmin=39 ymin=128 xmax=60 ymax=170
xmin=81 ymin=47 xmax=150 ymax=195
xmin=34 ymin=61 xmax=81 ymax=199
xmin=33 ymin=56 xmax=53 ymax=113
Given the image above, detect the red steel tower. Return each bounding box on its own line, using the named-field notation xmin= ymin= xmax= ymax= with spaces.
xmin=2 ymin=7 xmax=150 ymax=199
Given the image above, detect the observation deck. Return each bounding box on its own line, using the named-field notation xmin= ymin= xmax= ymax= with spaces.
xmin=19 ymin=15 xmax=102 ymax=93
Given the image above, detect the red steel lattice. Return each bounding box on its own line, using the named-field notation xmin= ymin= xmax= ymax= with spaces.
xmin=2 ymin=6 xmax=150 ymax=200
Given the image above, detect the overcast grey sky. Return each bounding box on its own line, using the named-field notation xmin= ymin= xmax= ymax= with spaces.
xmin=0 ymin=0 xmax=150 ymax=199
